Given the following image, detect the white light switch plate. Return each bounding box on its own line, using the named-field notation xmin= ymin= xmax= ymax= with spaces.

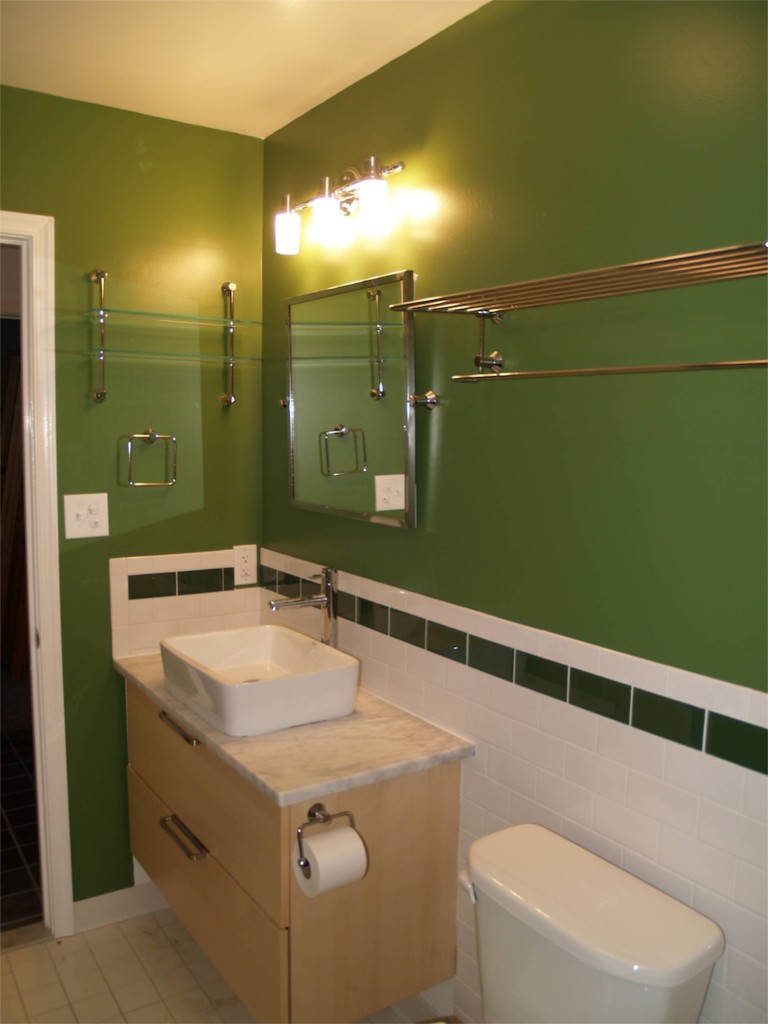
xmin=63 ymin=493 xmax=109 ymax=538
xmin=375 ymin=474 xmax=406 ymax=512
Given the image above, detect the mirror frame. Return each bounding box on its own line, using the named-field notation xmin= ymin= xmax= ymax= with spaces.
xmin=286 ymin=270 xmax=416 ymax=527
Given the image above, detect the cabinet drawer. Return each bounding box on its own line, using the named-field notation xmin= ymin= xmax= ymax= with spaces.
xmin=126 ymin=684 xmax=288 ymax=926
xmin=128 ymin=767 xmax=289 ymax=1024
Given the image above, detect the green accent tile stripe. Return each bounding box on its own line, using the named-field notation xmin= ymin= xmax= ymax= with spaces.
xmin=632 ymin=690 xmax=705 ymax=749
xmin=178 ymin=568 xmax=224 ymax=596
xmin=468 ymin=636 xmax=515 ymax=682
xmin=390 ymin=609 xmax=426 ymax=647
xmin=128 ymin=573 xmax=176 ymax=600
xmin=516 ymin=652 xmax=567 ymax=701
xmin=570 ymin=669 xmax=631 ymax=723
xmin=426 ymin=622 xmax=467 ymax=663
xmin=261 ymin=564 xmax=765 ymax=773
xmin=336 ymin=591 xmax=357 ymax=622
xmin=358 ymin=598 xmax=389 ymax=634
xmin=706 ymin=713 xmax=768 ymax=774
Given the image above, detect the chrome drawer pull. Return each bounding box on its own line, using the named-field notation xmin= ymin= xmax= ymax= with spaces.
xmin=159 ymin=710 xmax=200 ymax=747
xmin=160 ymin=814 xmax=208 ymax=861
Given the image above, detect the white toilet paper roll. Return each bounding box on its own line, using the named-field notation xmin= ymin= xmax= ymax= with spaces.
xmin=292 ymin=825 xmax=368 ymax=897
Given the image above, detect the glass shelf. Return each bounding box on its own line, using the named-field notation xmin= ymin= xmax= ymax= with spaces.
xmin=86 ymin=308 xmax=261 ymax=327
xmin=82 ymin=348 xmax=262 ymax=364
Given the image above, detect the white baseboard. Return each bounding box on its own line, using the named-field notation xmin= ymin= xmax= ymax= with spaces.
xmin=73 ymin=862 xmax=167 ymax=933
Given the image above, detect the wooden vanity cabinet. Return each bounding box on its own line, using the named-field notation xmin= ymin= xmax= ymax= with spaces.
xmin=126 ymin=683 xmax=460 ymax=1023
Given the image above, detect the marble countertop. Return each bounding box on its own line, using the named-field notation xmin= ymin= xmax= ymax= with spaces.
xmin=115 ymin=654 xmax=475 ymax=807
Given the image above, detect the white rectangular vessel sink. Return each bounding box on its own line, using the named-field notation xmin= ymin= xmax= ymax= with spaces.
xmin=160 ymin=625 xmax=360 ymax=737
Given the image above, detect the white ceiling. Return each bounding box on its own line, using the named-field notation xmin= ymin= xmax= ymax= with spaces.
xmin=0 ymin=0 xmax=488 ymax=138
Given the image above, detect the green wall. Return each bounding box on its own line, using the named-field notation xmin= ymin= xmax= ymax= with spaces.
xmin=1 ymin=87 xmax=263 ymax=899
xmin=0 ymin=0 xmax=765 ymax=909
xmin=262 ymin=1 xmax=767 ymax=690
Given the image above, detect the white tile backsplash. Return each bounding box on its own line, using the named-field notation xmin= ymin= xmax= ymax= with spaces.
xmin=260 ymin=549 xmax=767 ymax=1024
xmin=113 ymin=545 xmax=765 ymax=1024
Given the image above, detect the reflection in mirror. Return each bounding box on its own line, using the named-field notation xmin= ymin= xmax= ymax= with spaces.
xmin=287 ymin=271 xmax=415 ymax=527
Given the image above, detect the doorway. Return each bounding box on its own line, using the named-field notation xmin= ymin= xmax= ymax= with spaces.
xmin=0 ymin=212 xmax=73 ymax=939
xmin=1 ymin=243 xmax=42 ymax=933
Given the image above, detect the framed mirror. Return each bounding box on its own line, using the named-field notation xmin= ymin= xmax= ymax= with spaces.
xmin=287 ymin=270 xmax=415 ymax=527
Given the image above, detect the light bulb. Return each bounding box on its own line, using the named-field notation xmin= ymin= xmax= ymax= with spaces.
xmin=275 ymin=208 xmax=300 ymax=255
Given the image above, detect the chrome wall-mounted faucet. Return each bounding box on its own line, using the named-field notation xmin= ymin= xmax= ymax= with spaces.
xmin=267 ymin=567 xmax=337 ymax=646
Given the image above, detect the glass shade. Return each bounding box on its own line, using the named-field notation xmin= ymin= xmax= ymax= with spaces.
xmin=275 ymin=209 xmax=301 ymax=255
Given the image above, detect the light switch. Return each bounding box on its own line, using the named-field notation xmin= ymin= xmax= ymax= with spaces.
xmin=63 ymin=493 xmax=110 ymax=539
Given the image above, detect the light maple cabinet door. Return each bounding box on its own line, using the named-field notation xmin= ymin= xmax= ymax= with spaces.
xmin=127 ymin=768 xmax=289 ymax=1023
xmin=288 ymin=761 xmax=461 ymax=1024
xmin=126 ymin=684 xmax=288 ymax=925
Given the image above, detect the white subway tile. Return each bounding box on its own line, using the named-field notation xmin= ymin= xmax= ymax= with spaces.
xmin=405 ymin=644 xmax=447 ymax=687
xmin=694 ymin=886 xmax=767 ymax=964
xmin=491 ymin=618 xmax=543 ymax=654
xmin=387 ymin=668 xmax=424 ymax=714
xmin=423 ymin=682 xmax=468 ymax=735
xmin=462 ymin=766 xmax=510 ymax=819
xmin=370 ymin=581 xmax=409 ymax=611
xmin=152 ymin=594 xmax=200 ymax=623
xmin=659 ymin=827 xmax=737 ymax=899
xmin=109 ymin=557 xmax=127 ymax=578
xmin=597 ymin=648 xmax=667 ymax=694
xmin=539 ymin=695 xmax=598 ymax=751
xmin=128 ymin=600 xmax=154 ymax=626
xmin=561 ymin=821 xmax=625 ymax=870
xmin=746 ymin=689 xmax=768 ymax=729
xmin=446 ymin=661 xmax=490 ymax=705
xmin=129 ymin=621 xmax=178 ymax=655
xmin=597 ymin=717 xmax=665 ymax=778
xmin=507 ymin=790 xmax=562 ymax=832
xmin=183 ymin=616 xmax=225 ymax=635
xmin=593 ymin=795 xmax=660 ymax=861
xmin=536 ymin=768 xmax=594 ymax=828
xmin=511 ymin=721 xmax=565 ymax=775
xmin=701 ymin=980 xmax=767 ymax=1024
xmin=111 ymin=627 xmax=130 ymax=659
xmin=626 ymin=771 xmax=700 ymax=836
xmin=734 ymin=860 xmax=768 ymax=918
xmin=125 ymin=556 xmax=155 ymax=575
xmin=565 ymin=746 xmax=627 ymax=802
xmin=486 ymin=747 xmax=537 ymax=799
xmin=466 ymin=703 xmax=512 ymax=751
xmin=726 ymin=948 xmax=768 ymax=1012
xmin=539 ymin=632 xmax=602 ymax=675
xmin=742 ymin=771 xmax=768 ymax=823
xmin=699 ymin=801 xmax=767 ymax=869
xmin=621 ymin=849 xmax=695 ymax=905
xmin=667 ymin=669 xmax=750 ymax=721
xmin=371 ymin=632 xmax=405 ymax=671
xmin=664 ymin=743 xmax=744 ymax=809
xmin=490 ymin=680 xmax=540 ymax=727
xmin=336 ymin=571 xmax=372 ymax=600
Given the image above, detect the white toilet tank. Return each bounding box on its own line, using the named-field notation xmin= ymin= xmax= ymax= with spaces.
xmin=466 ymin=824 xmax=724 ymax=1024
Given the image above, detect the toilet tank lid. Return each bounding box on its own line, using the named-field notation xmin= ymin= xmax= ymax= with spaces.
xmin=467 ymin=825 xmax=724 ymax=987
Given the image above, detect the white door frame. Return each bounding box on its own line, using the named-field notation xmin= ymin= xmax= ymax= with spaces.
xmin=2 ymin=210 xmax=74 ymax=937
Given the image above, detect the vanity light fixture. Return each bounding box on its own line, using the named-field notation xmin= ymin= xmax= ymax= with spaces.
xmin=273 ymin=156 xmax=405 ymax=254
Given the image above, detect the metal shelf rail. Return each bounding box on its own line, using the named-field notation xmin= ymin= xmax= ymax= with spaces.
xmin=390 ymin=242 xmax=768 ymax=382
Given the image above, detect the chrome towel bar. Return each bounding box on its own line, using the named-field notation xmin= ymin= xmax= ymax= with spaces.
xmin=390 ymin=242 xmax=768 ymax=383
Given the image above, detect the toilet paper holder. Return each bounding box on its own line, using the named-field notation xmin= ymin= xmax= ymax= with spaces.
xmin=296 ymin=802 xmax=356 ymax=879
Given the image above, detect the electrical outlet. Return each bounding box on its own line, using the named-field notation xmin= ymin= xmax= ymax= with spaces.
xmin=63 ymin=493 xmax=110 ymax=539
xmin=375 ymin=474 xmax=406 ymax=512
xmin=233 ymin=544 xmax=257 ymax=586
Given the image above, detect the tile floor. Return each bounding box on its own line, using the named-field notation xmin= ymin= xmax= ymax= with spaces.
xmin=0 ymin=910 xmax=415 ymax=1024
xmin=0 ymin=728 xmax=43 ymax=933
xmin=0 ymin=909 xmax=254 ymax=1023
